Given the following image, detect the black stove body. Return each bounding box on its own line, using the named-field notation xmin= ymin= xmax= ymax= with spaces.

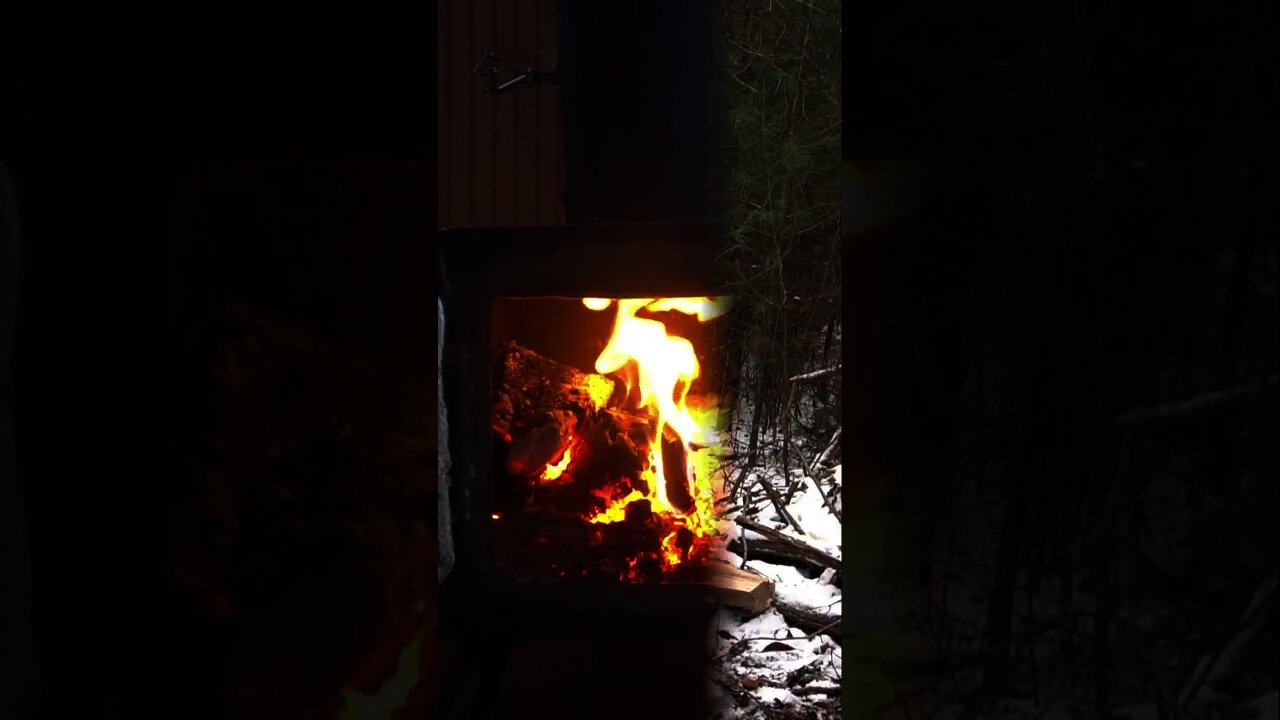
xmin=439 ymin=3 xmax=721 ymax=717
xmin=438 ymin=225 xmax=724 ymax=720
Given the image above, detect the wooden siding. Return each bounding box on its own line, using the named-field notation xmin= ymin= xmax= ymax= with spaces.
xmin=438 ymin=0 xmax=563 ymax=229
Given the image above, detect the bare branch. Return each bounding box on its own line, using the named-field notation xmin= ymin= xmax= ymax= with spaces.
xmin=789 ymin=365 xmax=841 ymax=383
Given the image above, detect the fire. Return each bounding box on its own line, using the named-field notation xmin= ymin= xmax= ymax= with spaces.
xmin=645 ymin=296 xmax=732 ymax=321
xmin=540 ymin=445 xmax=573 ymax=482
xmin=588 ymin=488 xmax=646 ymax=524
xmin=585 ymin=375 xmax=614 ymax=410
xmin=660 ymin=531 xmax=682 ymax=567
xmin=582 ymin=297 xmax=729 ymax=572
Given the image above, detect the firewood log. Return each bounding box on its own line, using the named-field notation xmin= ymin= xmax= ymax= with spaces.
xmin=505 ymin=410 xmax=577 ymax=479
xmin=661 ymin=432 xmax=696 ymax=514
xmin=492 ymin=341 xmax=615 ymax=439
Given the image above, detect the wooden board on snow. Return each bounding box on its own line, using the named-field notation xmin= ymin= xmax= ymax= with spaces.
xmin=703 ymin=560 xmax=774 ymax=613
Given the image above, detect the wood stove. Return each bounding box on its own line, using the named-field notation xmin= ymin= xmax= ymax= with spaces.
xmin=438 ymin=5 xmax=724 ymax=717
xmin=439 ymin=224 xmax=731 ymax=720
xmin=440 ymin=223 xmax=735 ymax=610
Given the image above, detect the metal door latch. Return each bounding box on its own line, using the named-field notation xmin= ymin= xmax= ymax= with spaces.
xmin=474 ymin=52 xmax=558 ymax=95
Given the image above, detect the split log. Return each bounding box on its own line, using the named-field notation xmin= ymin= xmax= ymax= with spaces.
xmin=492 ymin=341 xmax=616 ymax=439
xmin=661 ymin=431 xmax=696 ymax=513
xmin=704 ymin=561 xmax=774 ymax=613
xmin=735 ymin=517 xmax=842 ymax=573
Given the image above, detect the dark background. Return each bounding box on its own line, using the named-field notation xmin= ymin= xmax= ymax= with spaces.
xmin=3 ymin=1 xmax=436 ymax=718
xmin=3 ymin=0 xmax=1276 ymax=718
xmin=843 ymin=0 xmax=1277 ymax=717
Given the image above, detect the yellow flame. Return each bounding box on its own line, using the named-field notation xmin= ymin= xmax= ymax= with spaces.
xmin=540 ymin=446 xmax=573 ymax=483
xmin=661 ymin=531 xmax=682 ymax=567
xmin=585 ymin=374 xmax=614 ymax=410
xmin=587 ymin=488 xmax=646 ymax=524
xmin=646 ymin=296 xmax=732 ymax=321
xmin=580 ymin=296 xmax=730 ymax=572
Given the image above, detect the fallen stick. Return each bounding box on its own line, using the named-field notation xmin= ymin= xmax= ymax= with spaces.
xmin=728 ymin=537 xmax=842 ymax=575
xmin=808 ymin=426 xmax=842 ymax=475
xmin=789 ymin=365 xmax=842 ymax=383
xmin=735 ymin=517 xmax=842 ymax=573
xmin=775 ymin=600 xmax=842 ymax=642
xmin=748 ymin=476 xmax=803 ymax=532
xmin=1114 ymin=374 xmax=1277 ymax=427
xmin=792 ymin=685 xmax=842 ymax=697
xmin=1178 ymin=570 xmax=1278 ymax=710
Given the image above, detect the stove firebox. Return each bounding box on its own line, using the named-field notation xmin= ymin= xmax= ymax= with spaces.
xmin=489 ymin=295 xmax=730 ymax=584
xmin=440 ymin=224 xmax=731 ymax=608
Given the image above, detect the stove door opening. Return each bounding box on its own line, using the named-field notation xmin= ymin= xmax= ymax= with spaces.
xmin=489 ymin=296 xmax=732 ymax=584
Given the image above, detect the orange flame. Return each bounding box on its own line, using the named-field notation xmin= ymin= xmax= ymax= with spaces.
xmin=582 ymin=297 xmax=729 ymax=571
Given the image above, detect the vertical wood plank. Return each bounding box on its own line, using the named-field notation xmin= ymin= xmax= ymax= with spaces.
xmin=437 ymin=0 xmax=450 ymax=228
xmin=540 ymin=0 xmax=560 ymax=221
xmin=532 ymin=0 xmax=547 ymax=222
xmin=441 ymin=0 xmax=559 ymax=228
xmin=514 ymin=0 xmax=538 ymax=224
xmin=493 ymin=0 xmax=516 ymax=225
xmin=551 ymin=0 xmax=563 ymax=224
xmin=447 ymin=0 xmax=472 ymax=227
xmin=535 ymin=0 xmax=555 ymax=221
xmin=471 ymin=0 xmax=494 ymax=225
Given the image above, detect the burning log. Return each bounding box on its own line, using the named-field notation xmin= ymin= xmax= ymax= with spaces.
xmin=492 ymin=341 xmax=616 ymax=439
xmin=661 ymin=431 xmax=696 ymax=513
xmin=573 ymin=409 xmax=651 ymax=488
xmin=523 ymin=409 xmax=654 ymax=516
xmin=624 ymin=498 xmax=653 ymax=524
xmin=506 ymin=409 xmax=577 ymax=479
xmin=488 ymin=307 xmax=728 ymax=584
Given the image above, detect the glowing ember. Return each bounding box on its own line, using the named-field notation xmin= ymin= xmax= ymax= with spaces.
xmin=540 ymin=445 xmax=573 ymax=482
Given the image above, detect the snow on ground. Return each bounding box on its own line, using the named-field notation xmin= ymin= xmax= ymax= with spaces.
xmin=744 ymin=559 xmax=841 ymax=614
xmin=730 ymin=471 xmax=843 ymax=560
xmin=708 ymin=467 xmax=843 ymax=719
xmin=709 ymin=604 xmax=843 ymax=719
